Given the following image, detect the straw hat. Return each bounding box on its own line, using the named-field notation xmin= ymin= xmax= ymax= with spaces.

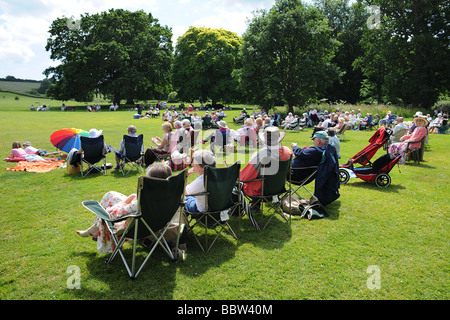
xmin=413 ymin=115 xmax=428 ymax=126
xmin=258 ymin=126 xmax=285 ymax=146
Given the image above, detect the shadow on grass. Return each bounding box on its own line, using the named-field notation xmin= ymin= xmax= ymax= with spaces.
xmin=72 ymin=246 xmax=180 ymax=299
xmin=340 ymin=179 xmax=406 ymax=192
xmin=63 ymin=166 xmax=143 ymax=180
xmin=404 ymin=162 xmax=435 ymax=169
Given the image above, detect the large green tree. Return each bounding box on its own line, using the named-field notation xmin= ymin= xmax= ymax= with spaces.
xmin=171 ymin=27 xmax=242 ymax=105
xmin=44 ymin=9 xmax=173 ymax=104
xmin=240 ymin=0 xmax=341 ymax=113
xmin=356 ymin=0 xmax=450 ymax=108
xmin=315 ymin=0 xmax=368 ymax=104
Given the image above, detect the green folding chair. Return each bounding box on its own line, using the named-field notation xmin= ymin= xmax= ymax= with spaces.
xmin=80 ymin=135 xmax=107 ymax=177
xmin=184 ymin=162 xmax=241 ymax=252
xmin=241 ymin=156 xmax=292 ymax=231
xmin=120 ymin=134 xmax=144 ymax=175
xmin=82 ymin=169 xmax=188 ymax=279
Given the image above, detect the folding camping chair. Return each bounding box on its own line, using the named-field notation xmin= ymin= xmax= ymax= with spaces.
xmin=286 ymin=146 xmax=334 ymax=218
xmin=241 ymin=157 xmax=292 ymax=231
xmin=202 ymin=116 xmax=212 ymax=129
xmin=406 ymin=136 xmax=426 ymax=164
xmin=184 ymin=162 xmax=241 ymax=252
xmin=289 ymin=166 xmax=319 ymax=200
xmin=82 ymin=169 xmax=188 ymax=279
xmin=80 ymin=135 xmax=107 ymax=177
xmin=120 ymin=134 xmax=144 ymax=175
xmin=336 ymin=123 xmax=351 ymax=141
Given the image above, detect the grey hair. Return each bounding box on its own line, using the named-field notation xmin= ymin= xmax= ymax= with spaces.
xmin=146 ymin=162 xmax=172 ymax=179
xmin=192 ymin=149 xmax=216 ymax=168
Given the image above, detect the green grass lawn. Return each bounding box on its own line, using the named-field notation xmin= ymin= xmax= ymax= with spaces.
xmin=0 ymin=104 xmax=448 ymax=300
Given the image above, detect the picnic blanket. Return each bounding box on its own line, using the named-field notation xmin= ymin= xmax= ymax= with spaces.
xmin=5 ymin=160 xmax=65 ymax=173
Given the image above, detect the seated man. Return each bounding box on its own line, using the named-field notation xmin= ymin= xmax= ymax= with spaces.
xmin=291 ymin=130 xmax=340 ymax=206
xmin=290 ymin=130 xmax=328 ymax=182
xmin=241 ymin=126 xmax=293 ymax=210
xmin=113 ymin=125 xmax=141 ymax=170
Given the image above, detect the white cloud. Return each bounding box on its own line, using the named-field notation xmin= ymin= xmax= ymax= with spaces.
xmin=0 ymin=0 xmax=275 ymax=80
xmin=192 ymin=11 xmax=252 ymax=36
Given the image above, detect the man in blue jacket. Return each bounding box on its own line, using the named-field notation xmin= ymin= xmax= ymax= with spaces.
xmin=291 ymin=130 xmax=340 ymax=206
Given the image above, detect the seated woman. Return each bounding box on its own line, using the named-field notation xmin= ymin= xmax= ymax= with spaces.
xmin=437 ymin=114 xmax=449 ymax=133
xmin=201 ymin=120 xmax=231 ymax=152
xmin=184 ymin=150 xmax=216 ymax=214
xmin=76 ymin=163 xmax=184 ymax=253
xmin=10 ymin=141 xmax=28 ymax=160
xmin=388 ymin=116 xmax=428 ymax=164
xmin=144 ymin=122 xmax=178 ymax=166
xmin=358 ymin=113 xmax=373 ymax=130
xmin=428 ymin=113 xmax=442 ymax=133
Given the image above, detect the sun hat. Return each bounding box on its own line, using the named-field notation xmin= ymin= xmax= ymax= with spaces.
xmin=414 ymin=111 xmax=423 ymax=117
xmin=88 ymin=128 xmax=103 ymax=138
xmin=413 ymin=115 xmax=428 ymax=126
xmin=311 ymin=130 xmax=329 ymax=140
xmin=217 ymin=120 xmax=228 ymax=129
xmin=258 ymin=126 xmax=285 ymax=146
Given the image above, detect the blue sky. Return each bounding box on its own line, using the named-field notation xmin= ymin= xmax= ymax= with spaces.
xmin=0 ymin=0 xmax=286 ymax=80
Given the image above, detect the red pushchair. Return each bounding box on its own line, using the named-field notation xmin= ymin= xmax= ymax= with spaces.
xmin=339 ymin=126 xmax=401 ymax=187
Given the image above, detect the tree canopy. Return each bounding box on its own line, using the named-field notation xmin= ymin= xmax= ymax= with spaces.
xmin=240 ymin=0 xmax=341 ymax=113
xmin=44 ymin=9 xmax=173 ymax=104
xmin=172 ymin=27 xmax=242 ymax=105
xmin=356 ymin=0 xmax=450 ymax=108
xmin=40 ymin=1 xmax=448 ymax=110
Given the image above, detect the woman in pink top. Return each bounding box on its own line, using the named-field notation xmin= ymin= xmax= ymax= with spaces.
xmin=388 ymin=116 xmax=428 ymax=164
xmin=10 ymin=141 xmax=28 ymax=159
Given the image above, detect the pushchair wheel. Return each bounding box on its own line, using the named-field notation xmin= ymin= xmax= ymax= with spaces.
xmin=339 ymin=169 xmax=350 ymax=184
xmin=375 ymin=173 xmax=391 ymax=188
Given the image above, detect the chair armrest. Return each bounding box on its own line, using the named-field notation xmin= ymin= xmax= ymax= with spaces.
xmin=186 ymin=191 xmax=209 ymax=197
xmin=82 ymin=200 xmax=141 ymax=222
xmin=291 ymin=166 xmax=318 ymax=170
xmin=240 ymin=178 xmax=263 ymax=183
xmin=109 ymin=212 xmax=142 ymax=222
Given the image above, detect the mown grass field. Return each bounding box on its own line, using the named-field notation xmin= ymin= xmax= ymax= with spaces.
xmin=0 ymin=96 xmax=448 ymax=301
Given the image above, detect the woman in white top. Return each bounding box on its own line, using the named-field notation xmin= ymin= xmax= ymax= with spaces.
xmin=184 ymin=150 xmax=216 ymax=213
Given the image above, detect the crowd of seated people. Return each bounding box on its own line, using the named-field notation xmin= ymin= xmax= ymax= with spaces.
xmin=428 ymin=112 xmax=449 ymax=133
